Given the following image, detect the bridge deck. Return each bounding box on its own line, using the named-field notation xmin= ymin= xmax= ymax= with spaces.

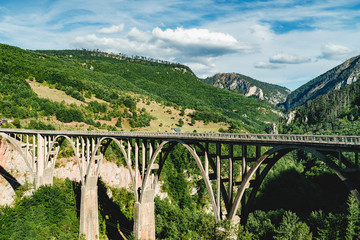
xmin=1 ymin=128 xmax=360 ymax=150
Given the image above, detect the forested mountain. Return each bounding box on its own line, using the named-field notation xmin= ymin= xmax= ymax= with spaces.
xmin=279 ymin=54 xmax=360 ymax=135
xmin=0 ymin=43 xmax=281 ymax=133
xmin=284 ymin=55 xmax=360 ymax=110
xmin=203 ymin=73 xmax=290 ymax=106
xmin=281 ymin=75 xmax=360 ymax=136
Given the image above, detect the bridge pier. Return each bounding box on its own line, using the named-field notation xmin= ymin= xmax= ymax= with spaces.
xmin=79 ymin=176 xmax=99 ymax=240
xmin=34 ymin=134 xmax=55 ymax=188
xmin=134 ymin=171 xmax=157 ymax=240
xmin=36 ymin=168 xmax=54 ymax=187
xmin=134 ymin=188 xmax=156 ymax=240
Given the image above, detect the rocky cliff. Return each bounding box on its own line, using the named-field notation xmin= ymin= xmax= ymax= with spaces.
xmin=203 ymin=73 xmax=290 ymax=106
xmin=284 ymin=55 xmax=360 ymax=110
xmin=0 ymin=139 xmax=32 ymax=205
xmin=0 ymin=140 xmax=165 ymax=206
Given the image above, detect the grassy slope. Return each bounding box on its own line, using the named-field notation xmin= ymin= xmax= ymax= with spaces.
xmin=37 ymin=49 xmax=281 ymax=131
xmin=0 ymin=44 xmax=281 ymax=132
xmin=29 ymin=82 xmax=228 ymax=132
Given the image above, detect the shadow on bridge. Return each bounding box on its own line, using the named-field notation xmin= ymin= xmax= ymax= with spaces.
xmin=0 ymin=165 xmax=21 ymax=191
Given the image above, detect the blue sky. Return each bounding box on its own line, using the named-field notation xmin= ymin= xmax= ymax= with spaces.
xmin=1 ymin=0 xmax=359 ymax=90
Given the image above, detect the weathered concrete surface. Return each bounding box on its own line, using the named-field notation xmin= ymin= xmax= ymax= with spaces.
xmin=79 ymin=176 xmax=99 ymax=240
xmin=134 ymin=188 xmax=156 ymax=240
xmin=38 ymin=168 xmax=54 ymax=186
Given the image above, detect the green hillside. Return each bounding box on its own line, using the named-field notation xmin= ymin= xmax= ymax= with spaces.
xmin=0 ymin=43 xmax=281 ymax=132
xmin=280 ymin=79 xmax=360 ymax=136
xmin=284 ymin=55 xmax=360 ymax=110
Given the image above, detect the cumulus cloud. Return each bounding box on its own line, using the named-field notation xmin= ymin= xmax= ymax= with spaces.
xmin=185 ymin=62 xmax=218 ymax=78
xmin=320 ymin=43 xmax=353 ymax=60
xmin=269 ymin=53 xmax=311 ymax=64
xmin=72 ymin=31 xmax=179 ymax=59
xmin=97 ymin=24 xmax=124 ymax=34
xmin=127 ymin=27 xmax=152 ymax=42
xmin=73 ymin=26 xmax=252 ymax=63
xmin=152 ymin=27 xmax=254 ymax=57
xmin=254 ymin=61 xmax=282 ymax=69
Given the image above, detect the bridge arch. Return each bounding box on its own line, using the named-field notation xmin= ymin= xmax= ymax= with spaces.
xmin=228 ymin=145 xmax=360 ymax=224
xmin=46 ymin=135 xmax=84 ymax=182
xmin=141 ymin=140 xmax=220 ymax=221
xmin=0 ymin=133 xmax=35 ymax=179
xmin=0 ymin=136 xmax=22 ymax=193
xmin=92 ymin=137 xmax=136 ymax=192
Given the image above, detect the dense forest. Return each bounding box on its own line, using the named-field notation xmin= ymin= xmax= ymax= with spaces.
xmin=281 ymin=80 xmax=360 ymax=136
xmin=0 ymin=43 xmax=360 ymax=239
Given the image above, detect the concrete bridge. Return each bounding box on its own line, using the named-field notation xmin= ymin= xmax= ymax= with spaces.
xmin=0 ymin=128 xmax=359 ymax=240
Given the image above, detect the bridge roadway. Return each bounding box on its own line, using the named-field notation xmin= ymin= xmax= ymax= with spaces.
xmin=3 ymin=128 xmax=360 ymax=148
xmin=0 ymin=128 xmax=360 ymax=240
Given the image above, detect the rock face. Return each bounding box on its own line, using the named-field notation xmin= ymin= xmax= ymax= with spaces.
xmin=203 ymin=73 xmax=290 ymax=106
xmin=0 ymin=140 xmax=151 ymax=206
xmin=284 ymin=55 xmax=360 ymax=110
xmin=0 ymin=139 xmax=32 ymax=206
xmin=53 ymin=158 xmax=137 ymax=189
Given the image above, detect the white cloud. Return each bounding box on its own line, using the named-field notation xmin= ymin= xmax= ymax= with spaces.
xmin=127 ymin=27 xmax=152 ymax=42
xmin=320 ymin=43 xmax=353 ymax=60
xmin=254 ymin=61 xmax=282 ymax=69
xmin=185 ymin=62 xmax=218 ymax=78
xmin=269 ymin=53 xmax=311 ymax=64
xmin=97 ymin=24 xmax=124 ymax=34
xmin=152 ymin=27 xmax=254 ymax=57
xmin=72 ymin=26 xmax=252 ymax=65
xmin=72 ymin=32 xmax=176 ymax=58
xmin=247 ymin=23 xmax=275 ymax=42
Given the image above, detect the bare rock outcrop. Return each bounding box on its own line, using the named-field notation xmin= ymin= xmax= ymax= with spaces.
xmin=0 ymin=140 xmax=32 ymax=206
xmin=0 ymin=140 xmax=152 ymax=206
xmin=204 ymin=73 xmax=290 ymax=106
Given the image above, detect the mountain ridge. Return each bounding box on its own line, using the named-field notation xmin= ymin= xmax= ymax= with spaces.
xmin=284 ymin=55 xmax=360 ymax=110
xmin=203 ymin=73 xmax=290 ymax=106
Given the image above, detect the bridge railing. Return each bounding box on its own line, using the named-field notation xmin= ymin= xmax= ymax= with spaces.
xmin=1 ymin=128 xmax=360 ymax=146
xmin=72 ymin=131 xmax=360 ymax=145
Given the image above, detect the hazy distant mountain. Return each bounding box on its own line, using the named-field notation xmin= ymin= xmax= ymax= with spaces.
xmin=203 ymin=73 xmax=291 ymax=106
xmin=284 ymin=55 xmax=360 ymax=110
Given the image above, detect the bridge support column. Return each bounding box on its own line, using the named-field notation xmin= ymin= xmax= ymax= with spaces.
xmin=229 ymin=216 xmax=240 ymax=239
xmin=35 ymin=134 xmax=54 ymax=188
xmin=79 ymin=176 xmax=99 ymax=240
xmin=134 ymin=188 xmax=156 ymax=240
xmin=37 ymin=168 xmax=54 ymax=186
xmin=35 ymin=134 xmax=45 ymax=188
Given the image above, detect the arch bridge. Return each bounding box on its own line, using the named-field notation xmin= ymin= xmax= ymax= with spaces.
xmin=0 ymin=128 xmax=359 ymax=240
